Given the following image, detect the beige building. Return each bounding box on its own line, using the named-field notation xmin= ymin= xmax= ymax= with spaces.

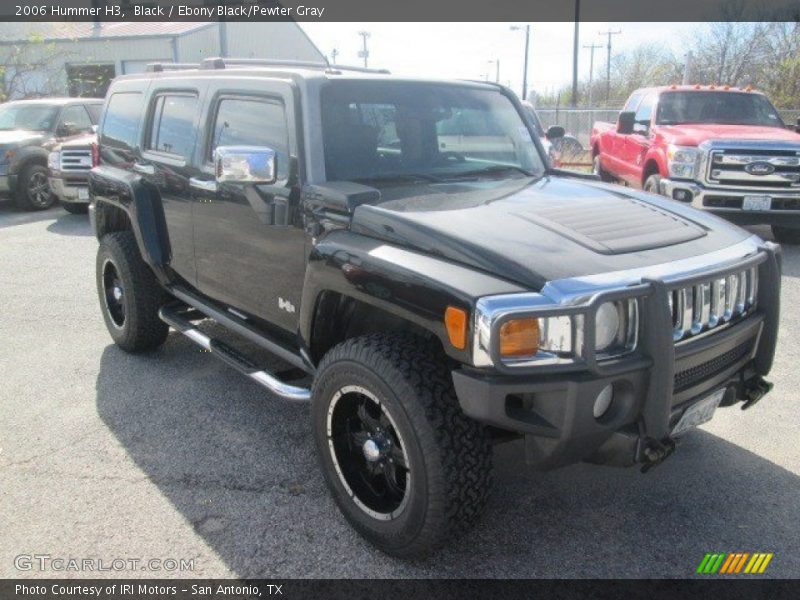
xmin=0 ymin=22 xmax=324 ymax=99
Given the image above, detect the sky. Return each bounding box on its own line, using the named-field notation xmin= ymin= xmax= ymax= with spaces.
xmin=301 ymin=22 xmax=696 ymax=100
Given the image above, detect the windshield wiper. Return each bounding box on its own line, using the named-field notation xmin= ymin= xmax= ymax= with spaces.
xmin=448 ymin=164 xmax=536 ymax=179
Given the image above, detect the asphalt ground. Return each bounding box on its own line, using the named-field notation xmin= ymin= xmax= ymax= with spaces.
xmin=1 ymin=200 xmax=799 ymax=578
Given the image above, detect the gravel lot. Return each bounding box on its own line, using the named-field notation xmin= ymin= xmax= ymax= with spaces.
xmin=1 ymin=200 xmax=799 ymax=579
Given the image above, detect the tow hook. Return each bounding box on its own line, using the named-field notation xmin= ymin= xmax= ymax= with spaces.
xmin=640 ymin=437 xmax=677 ymax=473
xmin=741 ymin=377 xmax=773 ymax=411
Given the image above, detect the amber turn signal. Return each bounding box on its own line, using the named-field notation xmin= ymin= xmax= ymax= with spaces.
xmin=444 ymin=306 xmax=468 ymax=350
xmin=499 ymin=318 xmax=540 ymax=357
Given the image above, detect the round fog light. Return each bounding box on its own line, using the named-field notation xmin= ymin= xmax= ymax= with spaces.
xmin=593 ymin=384 xmax=614 ymax=419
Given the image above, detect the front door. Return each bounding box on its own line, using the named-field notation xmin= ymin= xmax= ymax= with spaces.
xmin=190 ymin=82 xmax=306 ymax=332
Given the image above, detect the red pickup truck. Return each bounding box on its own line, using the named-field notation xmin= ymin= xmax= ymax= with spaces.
xmin=591 ymin=86 xmax=800 ymax=243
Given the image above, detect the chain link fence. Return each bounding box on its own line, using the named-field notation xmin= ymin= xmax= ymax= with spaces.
xmin=537 ymin=108 xmax=800 ymax=167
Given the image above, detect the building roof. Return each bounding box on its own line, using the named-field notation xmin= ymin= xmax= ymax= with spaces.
xmin=0 ymin=22 xmax=215 ymax=43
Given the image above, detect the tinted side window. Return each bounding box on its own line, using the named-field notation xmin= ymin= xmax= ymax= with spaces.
xmin=85 ymin=103 xmax=102 ymax=123
xmin=210 ymin=98 xmax=289 ymax=178
xmin=147 ymin=94 xmax=198 ymax=159
xmin=60 ymin=105 xmax=93 ymax=133
xmin=100 ymin=92 xmax=144 ymax=154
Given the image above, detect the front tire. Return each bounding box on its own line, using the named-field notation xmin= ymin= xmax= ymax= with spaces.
xmin=772 ymin=225 xmax=800 ymax=245
xmin=644 ymin=174 xmax=662 ymax=195
xmin=312 ymin=334 xmax=492 ymax=557
xmin=15 ymin=164 xmax=55 ymax=211
xmin=96 ymin=231 xmax=169 ymax=352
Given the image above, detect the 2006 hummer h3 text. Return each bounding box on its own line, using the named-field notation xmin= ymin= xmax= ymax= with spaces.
xmin=89 ymin=58 xmax=781 ymax=557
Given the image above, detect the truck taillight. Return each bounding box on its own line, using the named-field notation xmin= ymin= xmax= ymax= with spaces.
xmin=91 ymin=142 xmax=100 ymax=167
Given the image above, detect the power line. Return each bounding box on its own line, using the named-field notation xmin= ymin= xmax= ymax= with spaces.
xmin=357 ymin=31 xmax=370 ymax=68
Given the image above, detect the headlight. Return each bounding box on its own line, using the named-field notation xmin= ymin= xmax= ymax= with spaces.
xmin=473 ymin=294 xmax=638 ymax=367
xmin=48 ymin=151 xmax=60 ymax=171
xmin=666 ymin=145 xmax=698 ymax=179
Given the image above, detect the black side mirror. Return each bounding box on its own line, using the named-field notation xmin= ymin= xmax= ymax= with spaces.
xmin=546 ymin=125 xmax=565 ymax=140
xmin=617 ymin=111 xmax=635 ymax=135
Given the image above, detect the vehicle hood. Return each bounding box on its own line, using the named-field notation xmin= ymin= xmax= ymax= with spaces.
xmin=655 ymin=123 xmax=800 ymax=147
xmin=0 ymin=129 xmax=47 ymax=147
xmin=350 ymin=176 xmax=751 ymax=290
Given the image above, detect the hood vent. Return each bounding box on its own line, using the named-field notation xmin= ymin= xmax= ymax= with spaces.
xmin=516 ymin=193 xmax=706 ymax=254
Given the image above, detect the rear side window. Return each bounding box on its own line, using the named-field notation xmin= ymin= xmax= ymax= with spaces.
xmin=147 ymin=94 xmax=198 ymax=159
xmin=100 ymin=92 xmax=144 ymax=153
xmin=209 ymin=97 xmax=289 ymax=179
xmin=60 ymin=105 xmax=94 ymax=133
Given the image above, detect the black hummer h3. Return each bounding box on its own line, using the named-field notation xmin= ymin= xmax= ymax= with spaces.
xmin=89 ymin=58 xmax=781 ymax=557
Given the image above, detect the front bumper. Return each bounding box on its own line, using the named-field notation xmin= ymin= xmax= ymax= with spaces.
xmin=453 ymin=243 xmax=781 ymax=470
xmin=659 ymin=178 xmax=800 ymax=227
xmin=49 ymin=175 xmax=89 ymax=204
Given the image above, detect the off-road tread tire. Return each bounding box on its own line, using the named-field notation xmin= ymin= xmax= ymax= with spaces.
xmin=15 ymin=164 xmax=54 ymax=211
xmin=312 ymin=333 xmax=492 ymax=558
xmin=62 ymin=202 xmax=89 ymax=215
xmin=96 ymin=231 xmax=168 ymax=353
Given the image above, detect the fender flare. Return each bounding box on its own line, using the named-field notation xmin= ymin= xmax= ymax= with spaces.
xmin=299 ymin=230 xmax=526 ymax=364
xmin=90 ymin=166 xmax=172 ymax=283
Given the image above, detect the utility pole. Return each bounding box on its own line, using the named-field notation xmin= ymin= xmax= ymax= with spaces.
xmin=357 ymin=31 xmax=370 ymax=68
xmin=330 ymin=48 xmax=339 ymax=65
xmin=682 ymin=51 xmax=693 ymax=84
xmin=571 ymin=0 xmax=580 ymax=106
xmin=583 ymin=43 xmax=602 ymax=106
xmin=488 ymin=59 xmax=500 ymax=84
xmin=510 ymin=24 xmax=531 ymax=100
xmin=598 ymin=28 xmax=621 ymax=105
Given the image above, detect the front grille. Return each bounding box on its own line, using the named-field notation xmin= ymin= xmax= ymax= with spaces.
xmin=59 ymin=148 xmax=92 ymax=172
xmin=707 ymin=148 xmax=800 ymax=189
xmin=674 ymin=341 xmax=752 ymax=391
xmin=668 ymin=267 xmax=758 ymax=342
xmin=704 ymin=195 xmax=743 ymax=209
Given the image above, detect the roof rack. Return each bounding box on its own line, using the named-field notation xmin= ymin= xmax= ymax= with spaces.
xmin=200 ymin=57 xmax=390 ymax=75
xmin=146 ymin=62 xmax=201 ymax=72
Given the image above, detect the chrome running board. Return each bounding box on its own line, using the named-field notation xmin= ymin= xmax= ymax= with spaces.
xmin=159 ymin=304 xmax=311 ymax=403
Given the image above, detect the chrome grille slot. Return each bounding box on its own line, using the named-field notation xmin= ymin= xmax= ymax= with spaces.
xmin=706 ymin=148 xmax=800 ymax=189
xmin=670 ymin=267 xmax=758 ymax=342
xmin=59 ymin=148 xmax=92 ymax=172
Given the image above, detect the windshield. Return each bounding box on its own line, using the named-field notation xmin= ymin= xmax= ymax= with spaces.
xmin=0 ymin=103 xmax=59 ymax=131
xmin=321 ymin=81 xmax=545 ymax=183
xmin=656 ymin=91 xmax=784 ymax=127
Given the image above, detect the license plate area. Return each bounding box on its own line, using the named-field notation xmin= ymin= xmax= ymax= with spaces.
xmin=78 ymin=188 xmax=89 ymax=200
xmin=671 ymin=388 xmax=725 ymax=437
xmin=743 ymin=195 xmax=771 ymax=211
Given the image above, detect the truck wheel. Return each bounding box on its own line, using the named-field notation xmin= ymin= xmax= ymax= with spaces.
xmin=592 ymin=154 xmax=613 ymax=182
xmin=771 ymin=225 xmax=800 ymax=245
xmin=62 ymin=202 xmax=88 ymax=215
xmin=96 ymin=231 xmax=169 ymax=353
xmin=312 ymin=333 xmax=492 ymax=557
xmin=15 ymin=164 xmax=55 ymax=211
xmin=644 ymin=174 xmax=662 ymax=195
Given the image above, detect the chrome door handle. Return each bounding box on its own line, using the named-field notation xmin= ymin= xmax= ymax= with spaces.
xmin=189 ymin=178 xmax=218 ymax=193
xmin=133 ymin=163 xmax=155 ymax=175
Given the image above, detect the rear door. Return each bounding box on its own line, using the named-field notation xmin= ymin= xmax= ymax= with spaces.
xmin=190 ymin=79 xmax=306 ymax=332
xmin=620 ymin=92 xmax=657 ymax=187
xmin=136 ymin=87 xmax=206 ymax=285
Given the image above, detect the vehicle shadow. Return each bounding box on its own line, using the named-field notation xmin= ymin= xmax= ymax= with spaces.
xmin=95 ymin=335 xmax=800 ymax=578
xmin=0 ymin=200 xmax=61 ymax=229
xmin=46 ymin=211 xmax=93 ymax=237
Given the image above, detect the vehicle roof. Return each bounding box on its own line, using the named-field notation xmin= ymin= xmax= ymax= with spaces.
xmin=111 ymin=61 xmax=504 ymax=92
xmin=5 ymin=97 xmax=104 ymax=106
xmin=636 ymin=85 xmax=766 ymax=96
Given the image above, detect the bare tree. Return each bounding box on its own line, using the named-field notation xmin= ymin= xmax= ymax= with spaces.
xmin=0 ymin=34 xmax=70 ymax=101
